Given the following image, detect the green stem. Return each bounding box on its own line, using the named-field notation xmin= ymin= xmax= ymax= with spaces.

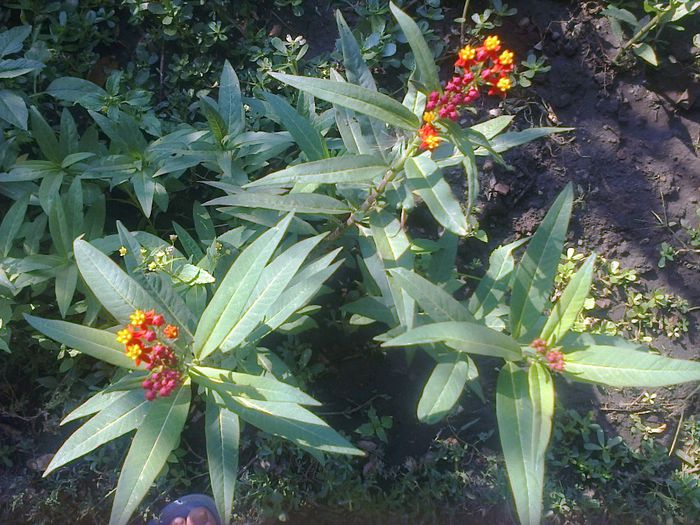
xmin=460 ymin=0 xmax=471 ymax=45
xmin=613 ymin=8 xmax=669 ymax=64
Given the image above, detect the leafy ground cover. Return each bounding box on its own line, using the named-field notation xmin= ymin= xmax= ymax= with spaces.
xmin=1 ymin=1 xmax=700 ymax=524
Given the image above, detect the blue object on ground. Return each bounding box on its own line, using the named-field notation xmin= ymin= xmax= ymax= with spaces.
xmin=148 ymin=494 xmax=222 ymax=525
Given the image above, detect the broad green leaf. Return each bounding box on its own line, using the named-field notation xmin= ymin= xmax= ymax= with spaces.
xmin=388 ymin=267 xmax=472 ymax=322
xmin=219 ymin=60 xmax=244 ymax=137
xmin=469 ymin=238 xmax=529 ymax=319
xmin=132 ymin=171 xmax=155 ymax=217
xmin=207 ymin=192 xmax=350 ymax=215
xmin=200 ymin=94 xmax=227 ymax=144
xmin=489 ymin=128 xmax=574 ymax=154
xmin=342 ymin=296 xmax=395 ymax=326
xmin=223 ymin=395 xmax=363 ymax=456
xmin=633 ymin=43 xmax=658 ymax=66
xmin=55 ymin=263 xmax=78 ymax=318
xmin=270 ymin=72 xmax=420 ymax=131
xmin=206 ymin=392 xmax=239 ymax=525
xmin=497 ymin=362 xmax=554 ymax=525
xmin=47 ymin=77 xmax=108 ymax=104
xmin=193 ymin=201 xmax=216 ymax=243
xmin=0 ymin=89 xmax=28 ymax=129
xmin=564 ymin=346 xmax=700 ymax=387
xmin=417 ymin=351 xmax=471 ymax=424
xmin=30 ymin=106 xmax=61 ymax=163
xmin=109 ymin=383 xmax=191 ymax=525
xmin=194 ymin=214 xmax=292 ymax=359
xmin=405 ymin=155 xmax=468 ymax=236
xmin=470 ymin=116 xmax=514 ymax=140
xmin=264 ymin=91 xmax=327 ymax=161
xmin=383 ymin=321 xmax=522 ymax=360
xmin=510 ymin=184 xmax=573 ymax=340
xmin=540 ymin=254 xmax=596 ymax=345
xmin=192 ymin=366 xmax=320 ymax=405
xmin=44 ymin=389 xmax=149 ymax=476
xmin=0 ymin=57 xmax=43 ymax=78
xmin=389 ymin=2 xmax=440 ymax=92
xmin=221 ymin=233 xmax=326 ymax=350
xmin=0 ymin=193 xmax=29 ymax=257
xmin=24 ymin=315 xmax=137 ymax=369
xmin=0 ymin=26 xmax=31 ymax=58
xmin=246 ymin=155 xmax=387 ymax=188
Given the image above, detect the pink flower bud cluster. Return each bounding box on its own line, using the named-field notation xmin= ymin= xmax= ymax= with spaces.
xmin=529 ymin=338 xmax=566 ymax=373
xmin=142 ymin=368 xmax=182 ymax=401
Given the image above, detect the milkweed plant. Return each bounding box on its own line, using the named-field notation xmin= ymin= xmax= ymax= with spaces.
xmin=2 ymin=3 xmax=699 ymax=525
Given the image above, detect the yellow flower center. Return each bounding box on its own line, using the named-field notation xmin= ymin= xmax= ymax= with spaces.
xmin=423 ymin=135 xmax=441 ymax=150
xmin=130 ymin=310 xmax=146 ymax=326
xmin=458 ymin=45 xmax=476 ymax=61
xmin=498 ymin=50 xmax=514 ymax=66
xmin=116 ymin=329 xmax=132 ymax=345
xmin=484 ymin=35 xmax=501 ymax=52
xmin=126 ymin=344 xmax=142 ymax=360
xmin=497 ymin=77 xmax=512 ymax=92
xmin=423 ymin=111 xmax=437 ymax=124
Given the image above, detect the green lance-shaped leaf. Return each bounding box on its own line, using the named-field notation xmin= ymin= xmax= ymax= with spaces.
xmin=221 ymin=233 xmax=326 ymax=350
xmin=383 ymin=321 xmax=522 ymax=360
xmin=418 ymin=351 xmax=475 ymax=424
xmin=269 ymin=72 xmax=420 ymax=131
xmin=469 ymin=238 xmax=529 ymax=320
xmin=336 ymin=11 xmax=377 ymax=90
xmin=44 ymin=389 xmax=149 ymax=476
xmin=246 ymin=155 xmax=387 ymax=188
xmin=510 ymin=184 xmax=573 ymax=340
xmin=191 ymin=365 xmax=320 ymax=406
xmin=264 ymin=91 xmax=328 ymax=161
xmin=206 ymin=391 xmax=239 ymax=525
xmin=388 ymin=267 xmax=472 ymax=323
xmin=564 ymin=346 xmax=700 ymax=387
xmin=132 ymin=170 xmax=155 ymax=217
xmin=389 ymin=2 xmax=440 ymax=92
xmin=219 ymin=60 xmax=244 ymax=137
xmin=0 ymin=193 xmax=29 ymax=257
xmin=29 ymin=106 xmax=61 ymax=163
xmin=24 ymin=315 xmax=137 ymax=369
xmin=194 ymin=214 xmax=292 ymax=359
xmin=0 ymin=89 xmax=28 ymax=129
xmin=489 ymin=127 xmax=574 ymax=154
xmin=540 ymin=254 xmax=596 ymax=345
xmin=62 ymin=388 xmax=131 ymax=425
xmin=0 ymin=26 xmax=32 ymax=58
xmin=73 ymin=239 xmax=194 ymax=339
xmin=193 ymin=201 xmax=216 ymax=244
xmin=497 ymin=362 xmax=554 ymax=525
xmin=206 ymin=192 xmax=350 ymax=215
xmin=405 ymin=155 xmax=469 ymax=236
xmin=109 ymin=383 xmax=191 ymax=525
xmin=223 ymin=395 xmax=363 ymax=456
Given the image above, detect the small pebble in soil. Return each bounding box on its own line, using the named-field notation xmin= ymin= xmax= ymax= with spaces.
xmin=518 ymin=17 xmax=530 ymax=29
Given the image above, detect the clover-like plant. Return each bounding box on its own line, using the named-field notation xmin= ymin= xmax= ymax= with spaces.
xmin=25 ymin=214 xmax=362 ymax=525
xmin=381 ymin=184 xmax=700 ymax=524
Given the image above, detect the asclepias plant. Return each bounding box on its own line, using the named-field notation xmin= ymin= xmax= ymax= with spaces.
xmin=380 ymin=183 xmax=700 ymax=525
xmin=25 ymin=213 xmax=363 ymax=525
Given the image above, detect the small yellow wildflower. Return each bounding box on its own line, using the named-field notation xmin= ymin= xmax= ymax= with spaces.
xmin=458 ymin=45 xmax=476 ymax=62
xmin=498 ymin=50 xmax=514 ymax=66
xmin=484 ymin=35 xmax=501 ymax=52
xmin=116 ymin=328 xmax=132 ymax=345
xmin=130 ymin=309 xmax=146 ymax=326
xmin=496 ymin=77 xmax=512 ymax=92
xmin=147 ymin=261 xmax=158 ymax=271
xmin=422 ymin=111 xmax=437 ymax=124
xmin=422 ymin=134 xmax=441 ymax=151
xmin=118 ymin=246 xmax=128 ymax=257
xmin=126 ymin=344 xmax=142 ymax=361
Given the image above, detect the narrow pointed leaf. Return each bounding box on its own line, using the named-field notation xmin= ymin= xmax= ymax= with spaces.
xmin=207 ymin=192 xmax=349 ymax=215
xmin=405 ymin=156 xmax=468 ymax=236
xmin=194 ymin=214 xmax=292 ymax=358
xmin=24 ymin=315 xmax=137 ymax=369
xmin=0 ymin=193 xmax=29 ymax=257
xmin=109 ymin=383 xmax=191 ymax=525
xmin=44 ymin=389 xmax=149 ymax=476
xmin=510 ymin=184 xmax=573 ymax=339
xmin=540 ymin=254 xmax=596 ymax=345
xmin=383 ymin=321 xmax=522 ymax=360
xmin=206 ymin=391 xmax=239 ymax=525
xmin=246 ymin=155 xmax=387 ymax=188
xmin=270 ymin=72 xmax=420 ymax=131
xmin=417 ymin=351 xmax=471 ymax=424
xmin=564 ymin=346 xmax=700 ymax=387
xmin=497 ymin=362 xmax=553 ymax=525
xmin=264 ymin=92 xmax=327 ymax=161
xmin=219 ymin=60 xmax=244 ymax=137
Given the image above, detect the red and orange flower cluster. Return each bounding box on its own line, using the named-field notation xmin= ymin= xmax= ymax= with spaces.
xmin=116 ymin=309 xmax=182 ymax=400
xmin=530 ymin=338 xmax=565 ymax=373
xmin=418 ymin=35 xmax=516 ymax=151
